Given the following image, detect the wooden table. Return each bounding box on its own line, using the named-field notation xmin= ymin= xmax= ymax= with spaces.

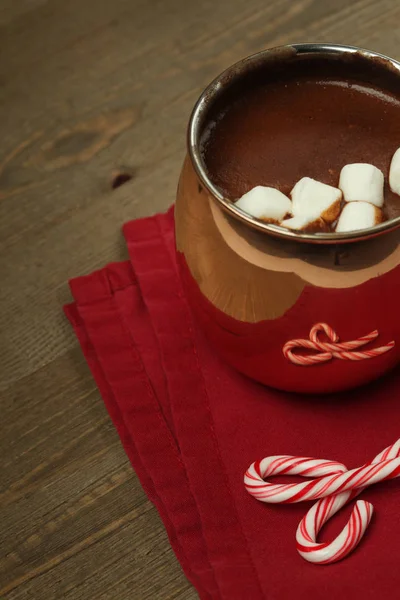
xmin=1 ymin=1 xmax=400 ymax=598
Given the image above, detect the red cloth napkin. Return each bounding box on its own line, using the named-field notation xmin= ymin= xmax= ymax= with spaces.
xmin=65 ymin=207 xmax=400 ymax=599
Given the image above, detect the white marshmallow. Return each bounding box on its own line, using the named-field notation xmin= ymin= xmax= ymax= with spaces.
xmin=336 ymin=201 xmax=383 ymax=233
xmin=389 ymin=148 xmax=400 ymax=196
xmin=290 ymin=177 xmax=342 ymax=223
xmin=235 ymin=186 xmax=292 ymax=222
xmin=339 ymin=163 xmax=384 ymax=207
xmin=280 ymin=215 xmax=327 ymax=232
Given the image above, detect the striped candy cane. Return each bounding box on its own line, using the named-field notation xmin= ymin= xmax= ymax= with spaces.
xmin=283 ymin=323 xmax=394 ymax=366
xmin=244 ymin=439 xmax=400 ymax=564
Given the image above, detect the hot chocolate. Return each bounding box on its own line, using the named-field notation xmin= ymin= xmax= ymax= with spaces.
xmin=201 ymin=58 xmax=400 ymax=223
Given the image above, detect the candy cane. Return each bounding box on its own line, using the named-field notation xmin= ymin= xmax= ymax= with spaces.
xmin=283 ymin=323 xmax=395 ymax=366
xmin=244 ymin=439 xmax=400 ymax=564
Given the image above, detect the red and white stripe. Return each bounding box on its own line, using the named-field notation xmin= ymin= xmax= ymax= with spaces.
xmin=244 ymin=439 xmax=400 ymax=564
xmin=283 ymin=322 xmax=394 ymax=366
xmin=296 ymin=439 xmax=400 ymax=563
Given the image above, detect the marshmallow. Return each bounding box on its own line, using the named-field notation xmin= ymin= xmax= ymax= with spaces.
xmin=280 ymin=215 xmax=328 ymax=233
xmin=339 ymin=163 xmax=384 ymax=207
xmin=235 ymin=186 xmax=292 ymax=222
xmin=389 ymin=148 xmax=400 ymax=196
xmin=336 ymin=201 xmax=384 ymax=233
xmin=291 ymin=177 xmax=342 ymax=223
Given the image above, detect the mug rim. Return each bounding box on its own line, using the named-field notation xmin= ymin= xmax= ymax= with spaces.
xmin=187 ymin=43 xmax=400 ymax=245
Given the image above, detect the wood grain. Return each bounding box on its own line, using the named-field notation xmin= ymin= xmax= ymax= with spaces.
xmin=1 ymin=0 xmax=400 ymax=597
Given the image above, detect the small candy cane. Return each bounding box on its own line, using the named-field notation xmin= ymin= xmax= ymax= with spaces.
xmin=244 ymin=439 xmax=400 ymax=564
xmin=283 ymin=322 xmax=395 ymax=366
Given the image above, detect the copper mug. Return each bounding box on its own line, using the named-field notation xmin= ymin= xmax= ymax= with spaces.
xmin=175 ymin=44 xmax=400 ymax=394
